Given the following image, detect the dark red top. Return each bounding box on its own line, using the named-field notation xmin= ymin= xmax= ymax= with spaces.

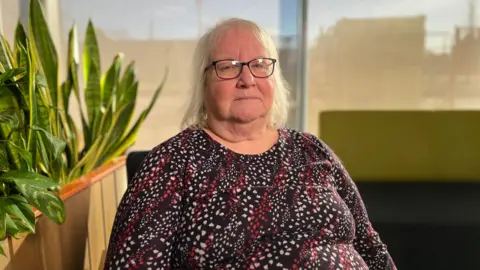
xmin=105 ymin=128 xmax=396 ymax=269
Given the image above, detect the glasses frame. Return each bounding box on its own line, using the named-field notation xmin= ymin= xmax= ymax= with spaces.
xmin=205 ymin=58 xmax=277 ymax=79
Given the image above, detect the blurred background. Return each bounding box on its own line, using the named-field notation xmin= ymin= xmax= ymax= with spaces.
xmin=1 ymin=0 xmax=479 ymax=269
xmin=2 ymin=0 xmax=478 ymax=147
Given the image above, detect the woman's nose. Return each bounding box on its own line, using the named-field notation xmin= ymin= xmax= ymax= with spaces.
xmin=236 ymin=65 xmax=255 ymax=88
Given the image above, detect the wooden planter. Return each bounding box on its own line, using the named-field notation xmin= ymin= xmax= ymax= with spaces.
xmin=0 ymin=156 xmax=128 ymax=270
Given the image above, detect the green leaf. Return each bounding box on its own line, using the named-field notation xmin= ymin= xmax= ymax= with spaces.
xmin=5 ymin=84 xmax=27 ymax=118
xmin=9 ymin=194 xmax=35 ymax=231
xmin=97 ymin=98 xmax=113 ymax=137
xmin=91 ymin=102 xmax=134 ymax=168
xmin=0 ymin=244 xmax=4 ymax=256
xmin=62 ymin=26 xmax=78 ymax=113
xmin=0 ymin=85 xmax=25 ymax=170
xmin=26 ymin=40 xmax=38 ymax=168
xmin=103 ymin=111 xmax=146 ymax=163
xmin=1 ymin=170 xmax=58 ymax=189
xmin=67 ymin=25 xmax=80 ymax=102
xmin=6 ymin=141 xmax=32 ymax=170
xmin=35 ymin=73 xmax=47 ymax=89
xmin=0 ymin=207 xmax=6 ymax=240
xmin=0 ymin=197 xmax=35 ymax=233
xmin=66 ymin=25 xmax=88 ymax=153
xmin=35 ymin=103 xmax=51 ymax=137
xmin=8 ymin=193 xmax=29 ymax=204
xmin=36 ymin=132 xmax=50 ymax=175
xmin=14 ymin=179 xmax=65 ymax=224
xmin=51 ymin=154 xmax=67 ymax=184
xmin=62 ymin=114 xmax=78 ymax=172
xmin=6 ymin=206 xmax=33 ymax=238
xmin=103 ymin=71 xmax=166 ymax=163
xmin=117 ymin=61 xmax=136 ymax=107
xmin=101 ymin=53 xmax=123 ymax=111
xmin=67 ymin=24 xmax=88 ymax=138
xmin=6 ymin=215 xmax=20 ymax=238
xmin=141 ymin=69 xmax=167 ymax=120
xmin=14 ymin=22 xmax=28 ymax=66
xmin=10 ymin=43 xmax=30 ymax=105
xmin=29 ymin=0 xmax=58 ymax=108
xmin=123 ymin=70 xmax=166 ymax=144
xmin=0 ymin=35 xmax=14 ymax=71
xmin=31 ymin=125 xmax=66 ymax=161
xmin=107 ymin=79 xmax=138 ymax=145
xmin=91 ymin=104 xmax=103 ymax=144
xmin=0 ymin=108 xmax=20 ymax=128
xmin=83 ymin=20 xmax=100 ymax=89
xmin=84 ymin=61 xmax=101 ymax=131
xmin=0 ymin=147 xmax=8 ymax=171
xmin=1 ymin=172 xmax=64 ymax=223
xmin=68 ymin=135 xmax=102 ymax=180
xmin=0 ymin=68 xmax=26 ymax=84
xmin=60 ymin=80 xmax=71 ymax=115
xmin=118 ymin=81 xmax=137 ymax=132
xmin=83 ymin=21 xmax=102 ymax=137
xmin=0 ymin=195 xmax=31 ymax=240
xmin=81 ymin=114 xmax=92 ymax=150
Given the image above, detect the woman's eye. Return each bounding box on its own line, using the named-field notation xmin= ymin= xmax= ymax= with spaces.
xmin=219 ymin=66 xmax=233 ymax=71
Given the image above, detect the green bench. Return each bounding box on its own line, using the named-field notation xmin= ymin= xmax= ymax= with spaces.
xmin=319 ymin=110 xmax=480 ymax=181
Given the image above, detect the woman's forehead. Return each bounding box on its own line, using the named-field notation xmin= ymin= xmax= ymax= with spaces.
xmin=211 ymin=31 xmax=267 ymax=58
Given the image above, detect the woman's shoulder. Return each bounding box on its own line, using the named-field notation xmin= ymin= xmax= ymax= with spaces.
xmin=281 ymin=128 xmax=327 ymax=149
xmin=144 ymin=127 xmax=203 ymax=159
xmin=280 ymin=127 xmax=338 ymax=161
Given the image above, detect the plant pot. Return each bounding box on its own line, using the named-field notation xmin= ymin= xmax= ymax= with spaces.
xmin=0 ymin=156 xmax=128 ymax=270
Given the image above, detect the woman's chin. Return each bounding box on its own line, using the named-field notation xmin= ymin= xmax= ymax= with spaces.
xmin=230 ymin=112 xmax=267 ymax=124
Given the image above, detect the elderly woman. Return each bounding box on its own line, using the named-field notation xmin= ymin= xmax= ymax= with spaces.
xmin=104 ymin=18 xmax=396 ymax=269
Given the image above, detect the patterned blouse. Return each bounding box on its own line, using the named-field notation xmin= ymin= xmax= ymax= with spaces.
xmin=104 ymin=128 xmax=396 ymax=269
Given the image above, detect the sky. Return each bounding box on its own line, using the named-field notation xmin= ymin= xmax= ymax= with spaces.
xmin=58 ymin=0 xmax=475 ymax=53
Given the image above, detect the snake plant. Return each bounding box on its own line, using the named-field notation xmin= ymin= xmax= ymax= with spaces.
xmin=0 ymin=0 xmax=166 ymax=255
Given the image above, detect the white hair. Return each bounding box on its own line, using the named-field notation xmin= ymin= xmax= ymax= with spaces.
xmin=181 ymin=18 xmax=290 ymax=130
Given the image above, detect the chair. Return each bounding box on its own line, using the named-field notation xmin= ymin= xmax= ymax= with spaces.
xmin=126 ymin=151 xmax=150 ymax=184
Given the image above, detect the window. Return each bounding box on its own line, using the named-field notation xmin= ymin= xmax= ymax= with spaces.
xmin=56 ymin=0 xmax=300 ymax=149
xmin=307 ymin=0 xmax=479 ymax=134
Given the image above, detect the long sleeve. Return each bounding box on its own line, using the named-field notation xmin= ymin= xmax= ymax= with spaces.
xmin=325 ymin=144 xmax=397 ymax=270
xmin=104 ymin=144 xmax=185 ymax=269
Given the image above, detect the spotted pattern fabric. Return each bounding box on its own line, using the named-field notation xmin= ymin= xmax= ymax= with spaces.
xmin=104 ymin=128 xmax=396 ymax=270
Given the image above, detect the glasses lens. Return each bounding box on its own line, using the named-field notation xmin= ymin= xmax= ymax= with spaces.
xmin=249 ymin=58 xmax=275 ymax=78
xmin=215 ymin=60 xmax=242 ymax=79
xmin=213 ymin=58 xmax=276 ymax=79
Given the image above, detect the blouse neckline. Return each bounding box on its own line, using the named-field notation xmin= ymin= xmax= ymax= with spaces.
xmin=197 ymin=127 xmax=286 ymax=158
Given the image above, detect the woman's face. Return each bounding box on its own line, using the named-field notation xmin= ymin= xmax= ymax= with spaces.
xmin=204 ymin=26 xmax=275 ymax=125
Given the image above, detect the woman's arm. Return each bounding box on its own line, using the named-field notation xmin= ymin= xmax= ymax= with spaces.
xmin=324 ymin=143 xmax=397 ymax=270
xmin=301 ymin=132 xmax=396 ymax=270
xmin=104 ymin=143 xmax=184 ymax=269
